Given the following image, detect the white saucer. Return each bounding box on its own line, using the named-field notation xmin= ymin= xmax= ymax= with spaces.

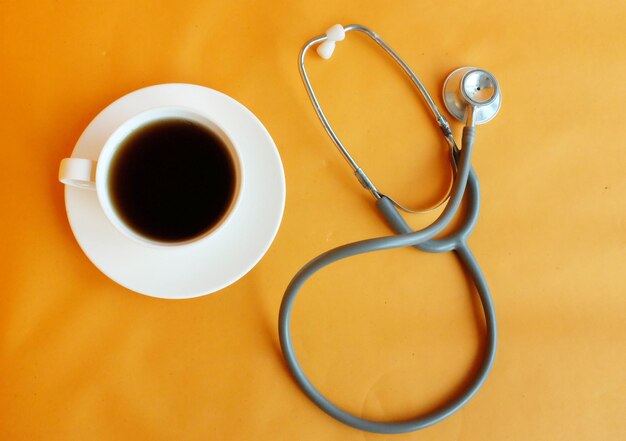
xmin=65 ymin=84 xmax=285 ymax=299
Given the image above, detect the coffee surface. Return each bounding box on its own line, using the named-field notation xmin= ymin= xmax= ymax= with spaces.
xmin=108 ymin=118 xmax=236 ymax=242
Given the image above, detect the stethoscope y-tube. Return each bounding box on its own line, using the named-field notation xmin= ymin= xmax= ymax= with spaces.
xmin=279 ymin=24 xmax=500 ymax=434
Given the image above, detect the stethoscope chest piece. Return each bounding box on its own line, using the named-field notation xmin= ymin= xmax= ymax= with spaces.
xmin=443 ymin=66 xmax=501 ymax=125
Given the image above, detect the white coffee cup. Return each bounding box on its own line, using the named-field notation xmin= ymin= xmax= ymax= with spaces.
xmin=58 ymin=106 xmax=243 ymax=248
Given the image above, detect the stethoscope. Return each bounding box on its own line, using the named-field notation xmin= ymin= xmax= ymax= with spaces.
xmin=278 ymin=24 xmax=501 ymax=434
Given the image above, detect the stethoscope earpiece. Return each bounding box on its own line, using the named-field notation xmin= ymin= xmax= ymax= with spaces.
xmin=316 ymin=24 xmax=346 ymax=59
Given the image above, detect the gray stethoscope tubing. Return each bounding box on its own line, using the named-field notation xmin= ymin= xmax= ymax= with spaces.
xmin=279 ymin=24 xmax=498 ymax=434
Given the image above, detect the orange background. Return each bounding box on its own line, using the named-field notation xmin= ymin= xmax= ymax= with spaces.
xmin=1 ymin=0 xmax=626 ymax=439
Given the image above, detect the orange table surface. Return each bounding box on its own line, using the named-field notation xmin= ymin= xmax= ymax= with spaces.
xmin=1 ymin=1 xmax=625 ymax=440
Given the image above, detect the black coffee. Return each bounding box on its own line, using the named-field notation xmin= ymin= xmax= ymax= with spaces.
xmin=108 ymin=118 xmax=236 ymax=243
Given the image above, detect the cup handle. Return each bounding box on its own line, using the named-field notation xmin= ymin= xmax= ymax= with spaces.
xmin=59 ymin=158 xmax=96 ymax=189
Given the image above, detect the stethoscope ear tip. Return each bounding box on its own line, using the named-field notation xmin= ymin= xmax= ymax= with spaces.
xmin=316 ymin=40 xmax=336 ymax=59
xmin=326 ymin=24 xmax=345 ymax=41
xmin=315 ymin=24 xmax=346 ymax=60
